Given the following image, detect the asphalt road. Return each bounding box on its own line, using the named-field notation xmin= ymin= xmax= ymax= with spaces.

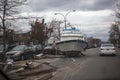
xmin=50 ymin=48 xmax=120 ymax=80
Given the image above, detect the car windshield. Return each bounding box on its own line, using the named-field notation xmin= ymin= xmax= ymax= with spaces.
xmin=0 ymin=0 xmax=120 ymax=80
xmin=11 ymin=45 xmax=26 ymax=51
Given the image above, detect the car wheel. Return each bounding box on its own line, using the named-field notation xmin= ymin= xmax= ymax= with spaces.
xmin=113 ymin=54 xmax=116 ymax=56
xmin=99 ymin=54 xmax=102 ymax=56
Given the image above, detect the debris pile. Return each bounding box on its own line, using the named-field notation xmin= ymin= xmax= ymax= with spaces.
xmin=43 ymin=54 xmax=64 ymax=58
xmin=7 ymin=60 xmax=56 ymax=80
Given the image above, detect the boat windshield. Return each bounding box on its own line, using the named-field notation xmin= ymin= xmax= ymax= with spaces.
xmin=62 ymin=27 xmax=81 ymax=34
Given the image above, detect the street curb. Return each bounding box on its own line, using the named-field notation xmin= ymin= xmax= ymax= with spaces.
xmin=22 ymin=72 xmax=53 ymax=80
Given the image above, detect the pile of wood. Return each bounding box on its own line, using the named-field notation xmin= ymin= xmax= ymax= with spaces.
xmin=7 ymin=61 xmax=56 ymax=80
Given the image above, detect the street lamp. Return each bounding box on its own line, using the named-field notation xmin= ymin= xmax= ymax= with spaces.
xmin=54 ymin=10 xmax=76 ymax=28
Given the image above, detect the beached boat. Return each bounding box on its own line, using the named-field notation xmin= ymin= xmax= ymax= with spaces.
xmin=56 ymin=27 xmax=87 ymax=56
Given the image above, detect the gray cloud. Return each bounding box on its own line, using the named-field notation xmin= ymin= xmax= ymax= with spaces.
xmin=19 ymin=0 xmax=116 ymax=41
xmin=27 ymin=0 xmax=118 ymax=12
xmin=93 ymin=0 xmax=117 ymax=10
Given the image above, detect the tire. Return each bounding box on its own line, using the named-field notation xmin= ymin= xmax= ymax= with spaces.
xmin=113 ymin=54 xmax=116 ymax=56
xmin=99 ymin=54 xmax=102 ymax=56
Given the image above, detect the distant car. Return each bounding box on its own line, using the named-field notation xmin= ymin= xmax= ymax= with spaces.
xmin=99 ymin=43 xmax=116 ymax=56
xmin=6 ymin=45 xmax=38 ymax=61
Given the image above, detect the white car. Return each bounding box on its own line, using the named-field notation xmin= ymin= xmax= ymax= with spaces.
xmin=100 ymin=43 xmax=116 ymax=56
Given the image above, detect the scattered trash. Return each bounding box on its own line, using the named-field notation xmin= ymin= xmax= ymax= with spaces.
xmin=71 ymin=58 xmax=76 ymax=62
xmin=8 ymin=67 xmax=25 ymax=74
xmin=6 ymin=60 xmax=56 ymax=80
xmin=35 ymin=53 xmax=44 ymax=59
xmin=22 ymin=72 xmax=53 ymax=80
xmin=7 ymin=59 xmax=13 ymax=65
xmin=43 ymin=54 xmax=64 ymax=58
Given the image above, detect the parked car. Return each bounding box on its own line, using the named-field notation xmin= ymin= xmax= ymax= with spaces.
xmin=32 ymin=45 xmax=42 ymax=54
xmin=99 ymin=43 xmax=116 ymax=56
xmin=6 ymin=45 xmax=38 ymax=61
xmin=7 ymin=44 xmax=17 ymax=52
xmin=43 ymin=45 xmax=62 ymax=55
xmin=0 ymin=44 xmax=16 ymax=53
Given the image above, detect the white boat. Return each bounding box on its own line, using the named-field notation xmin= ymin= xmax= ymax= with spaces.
xmin=56 ymin=27 xmax=87 ymax=56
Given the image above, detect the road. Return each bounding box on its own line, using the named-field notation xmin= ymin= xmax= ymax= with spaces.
xmin=49 ymin=48 xmax=120 ymax=80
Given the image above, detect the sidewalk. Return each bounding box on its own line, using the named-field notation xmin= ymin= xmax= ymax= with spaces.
xmin=7 ymin=61 xmax=56 ymax=80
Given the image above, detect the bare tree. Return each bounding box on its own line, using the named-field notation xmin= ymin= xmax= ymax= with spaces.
xmin=108 ymin=1 xmax=120 ymax=47
xmin=0 ymin=0 xmax=27 ymax=61
xmin=30 ymin=19 xmax=53 ymax=50
xmin=109 ymin=24 xmax=120 ymax=47
xmin=116 ymin=1 xmax=120 ymax=24
xmin=115 ymin=2 xmax=120 ymax=33
xmin=47 ymin=19 xmax=63 ymax=40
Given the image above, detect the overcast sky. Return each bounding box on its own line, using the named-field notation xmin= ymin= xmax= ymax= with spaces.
xmin=19 ymin=0 xmax=119 ymax=41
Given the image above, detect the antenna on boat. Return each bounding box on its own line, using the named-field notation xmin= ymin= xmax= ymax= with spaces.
xmin=67 ymin=23 xmax=76 ymax=30
xmin=68 ymin=23 xmax=73 ymax=28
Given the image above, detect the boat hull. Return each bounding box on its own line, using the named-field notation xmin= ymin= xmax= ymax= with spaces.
xmin=56 ymin=40 xmax=87 ymax=52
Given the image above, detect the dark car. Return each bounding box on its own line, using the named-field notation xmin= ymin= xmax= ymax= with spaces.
xmin=6 ymin=45 xmax=38 ymax=61
xmin=43 ymin=45 xmax=62 ymax=55
xmin=32 ymin=45 xmax=42 ymax=54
